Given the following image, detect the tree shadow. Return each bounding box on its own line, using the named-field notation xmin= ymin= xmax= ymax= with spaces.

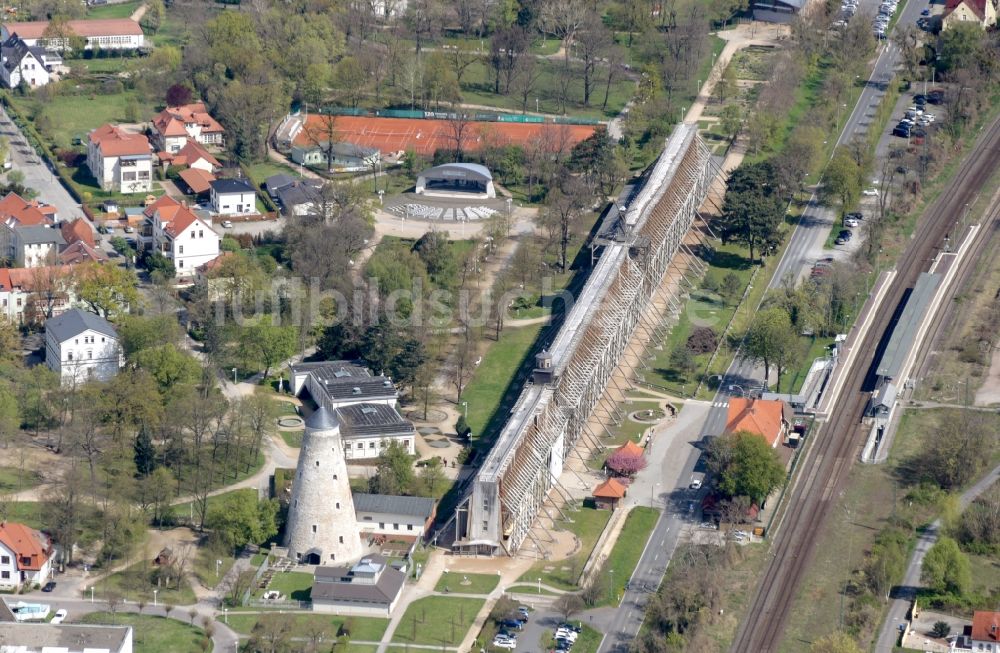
xmin=707 ymin=249 xmax=753 ymax=271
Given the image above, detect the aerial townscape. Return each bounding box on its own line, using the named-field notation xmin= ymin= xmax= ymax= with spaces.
xmin=0 ymin=0 xmax=997 ymax=650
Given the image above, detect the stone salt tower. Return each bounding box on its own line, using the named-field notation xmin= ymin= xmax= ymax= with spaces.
xmin=284 ymin=406 xmax=363 ymax=565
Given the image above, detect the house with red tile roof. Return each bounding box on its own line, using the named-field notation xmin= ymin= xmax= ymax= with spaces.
xmin=969 ymin=611 xmax=1000 ymax=651
xmin=0 ymin=521 xmax=53 ymax=591
xmin=724 ymin=398 xmax=790 ymax=448
xmin=58 ymin=240 xmax=108 ymax=266
xmin=86 ymin=124 xmax=153 ymax=194
xmin=178 ymin=167 xmax=217 ymax=196
xmin=592 ymin=478 xmax=628 ymax=510
xmin=0 ymin=265 xmax=77 ymax=324
xmin=60 ymin=218 xmax=94 ymax=247
xmin=144 ymin=196 xmax=220 ymax=279
xmin=159 ymin=138 xmax=221 ymax=174
xmin=152 ymin=103 xmax=224 ymax=153
xmin=942 ymin=0 xmax=996 ymax=28
xmin=1 ymin=18 xmax=144 ymax=50
xmin=0 ymin=192 xmax=59 ymax=262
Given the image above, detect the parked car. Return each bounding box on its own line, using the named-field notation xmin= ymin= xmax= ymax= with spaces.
xmin=493 ymin=637 xmax=517 ymax=650
xmin=689 ymin=478 xmax=702 ymax=490
xmin=920 ymin=7 xmax=930 ymax=15
xmin=927 ymin=90 xmax=944 ymax=104
xmin=500 ymin=619 xmax=523 ymax=630
xmin=517 ymin=607 xmax=531 ymax=619
xmin=862 ymin=189 xmax=879 ymax=196
xmin=811 ymin=265 xmax=832 ymax=278
xmin=835 ymin=230 xmax=853 ymax=245
xmin=50 ymin=609 xmax=67 ymax=625
xmin=124 ymin=225 xmax=134 ymax=233
xmin=41 ymin=582 xmax=56 ymax=592
xmin=844 ymin=217 xmax=860 ymax=228
xmin=222 ymin=220 xmax=234 ymax=228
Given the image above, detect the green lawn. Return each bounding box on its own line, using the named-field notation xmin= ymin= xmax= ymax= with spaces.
xmin=224 ymin=613 xmax=389 ymax=640
xmin=968 ymin=551 xmax=1000 ymax=601
xmin=0 ymin=501 xmax=45 ymax=529
xmin=68 ymin=57 xmax=136 ymax=75
xmin=435 ymin=571 xmax=500 ymax=595
xmin=596 ymin=507 xmax=660 ymax=606
xmin=190 ymin=546 xmax=236 ymax=591
xmin=244 ymin=161 xmax=301 ymax=189
xmin=10 ymin=90 xmax=159 ymax=151
xmin=78 ymin=613 xmax=209 ymax=653
xmin=457 ymin=59 xmax=632 ymax=119
xmin=391 ymin=596 xmax=485 ymax=647
xmin=91 ymin=562 xmax=197 ymax=606
xmin=518 ymin=506 xmax=611 ymax=590
xmin=86 ymin=1 xmax=140 ymax=18
xmin=279 ymin=430 xmax=304 ymax=448
xmin=463 ymin=323 xmax=547 ymax=439
xmin=504 ymin=583 xmax=559 ymax=596
xmin=254 ymin=571 xmax=314 ymax=600
xmin=0 ymin=466 xmax=42 ymax=493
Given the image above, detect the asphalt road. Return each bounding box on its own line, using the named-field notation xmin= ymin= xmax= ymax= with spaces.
xmin=873 ymin=463 xmax=1000 ymax=652
xmin=0 ymin=106 xmax=83 ymax=221
xmin=699 ymin=0 xmax=931 ymax=438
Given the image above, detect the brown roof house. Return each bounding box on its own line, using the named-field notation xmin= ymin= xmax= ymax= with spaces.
xmin=724 ymin=398 xmax=791 ymax=448
xmin=593 ymin=478 xmax=628 ymax=510
xmin=0 ymin=521 xmax=54 ymax=591
xmin=310 ymin=555 xmax=406 ymax=618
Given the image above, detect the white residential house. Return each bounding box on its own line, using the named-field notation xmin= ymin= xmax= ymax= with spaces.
xmin=0 ymin=265 xmax=77 ymax=325
xmin=12 ymin=224 xmax=65 ymax=267
xmin=0 ymin=36 xmax=58 ymax=88
xmin=86 ymin=124 xmax=152 ymax=194
xmin=1 ymin=18 xmax=145 ymax=50
xmin=44 ymin=308 xmax=123 ymax=385
xmin=147 ymin=196 xmax=221 ymax=279
xmin=0 ymin=522 xmax=53 ymax=592
xmin=210 ymin=178 xmax=257 ymax=216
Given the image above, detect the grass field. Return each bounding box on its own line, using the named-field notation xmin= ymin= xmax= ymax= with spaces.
xmin=434 ymin=571 xmax=500 ymax=595
xmin=79 ymin=613 xmax=208 ymax=653
xmin=86 ymin=1 xmax=140 ymax=18
xmin=92 ymin=561 xmax=197 ymax=606
xmin=279 ymin=430 xmax=304 ymax=448
xmin=190 ymin=546 xmax=236 ymax=591
xmin=596 ymin=507 xmax=660 ymax=606
xmin=11 ymin=91 xmax=159 ymax=151
xmin=255 ymin=571 xmax=314 ymax=600
xmin=391 ymin=596 xmax=485 ymax=647
xmin=463 ymin=323 xmax=547 ymax=439
xmin=224 ymin=613 xmax=389 ymax=640
xmin=504 ymin=583 xmax=559 ymax=595
xmin=0 ymin=466 xmax=41 ymax=493
xmin=518 ymin=506 xmax=611 ymax=590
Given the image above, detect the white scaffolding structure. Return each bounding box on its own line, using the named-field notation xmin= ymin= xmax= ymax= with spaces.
xmin=452 ymin=124 xmax=714 ymax=555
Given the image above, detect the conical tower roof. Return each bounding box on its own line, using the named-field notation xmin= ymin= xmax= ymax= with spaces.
xmin=305 ymin=405 xmax=339 ymax=430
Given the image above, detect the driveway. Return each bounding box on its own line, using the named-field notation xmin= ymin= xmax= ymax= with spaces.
xmin=0 ymin=106 xmax=82 ymax=220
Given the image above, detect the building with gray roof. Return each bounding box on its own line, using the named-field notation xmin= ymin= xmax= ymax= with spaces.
xmin=0 ymin=621 xmax=133 ymax=653
xmin=12 ymin=225 xmax=65 ymax=267
xmin=310 ymin=555 xmax=406 ymax=617
xmin=44 ymin=308 xmax=122 ymax=385
xmin=353 ymin=493 xmax=436 ymax=540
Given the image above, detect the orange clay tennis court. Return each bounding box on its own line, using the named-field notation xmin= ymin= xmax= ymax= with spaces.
xmin=294 ymin=115 xmax=599 ymax=157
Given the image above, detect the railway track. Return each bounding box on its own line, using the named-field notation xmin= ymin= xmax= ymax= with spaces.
xmin=730 ymin=116 xmax=1000 ymax=653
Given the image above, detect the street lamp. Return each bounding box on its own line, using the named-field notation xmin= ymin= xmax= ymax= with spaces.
xmin=232 ymin=368 xmax=237 ymax=384
xmin=535 ymin=98 xmax=540 ymax=113
xmin=462 ymin=401 xmax=468 ymax=417
xmin=608 ymin=569 xmax=614 ymax=601
xmin=537 ymin=577 xmax=541 ymax=594
xmin=651 ymin=482 xmax=660 ymax=508
xmin=223 ymin=607 xmax=228 ymax=624
xmin=153 ymin=588 xmax=158 ymax=607
xmin=216 ymin=559 xmax=222 ymax=577
xmin=89 ymin=586 xmax=94 ymax=603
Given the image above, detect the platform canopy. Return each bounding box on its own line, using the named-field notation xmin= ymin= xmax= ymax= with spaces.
xmin=416 ymin=162 xmax=496 ymax=198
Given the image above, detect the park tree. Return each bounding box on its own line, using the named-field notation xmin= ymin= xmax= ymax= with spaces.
xmin=823 ymin=147 xmax=864 ymax=220
xmin=743 ymin=306 xmax=798 ymax=390
xmin=718 ymin=161 xmax=785 ymax=263
xmin=206 ymin=492 xmax=279 ymax=554
xmin=709 ymin=431 xmax=785 ymax=504
xmin=119 ymin=315 xmax=182 ymax=360
xmin=165 ymin=84 xmax=193 ymax=107
xmin=134 ymin=344 xmax=201 ymax=394
xmin=74 ymin=263 xmax=139 ymax=320
xmin=541 ymin=175 xmax=590 ymax=272
xmin=937 ymin=22 xmax=983 ymax=74
xmin=605 ymin=449 xmax=648 ymax=476
xmin=238 ymin=324 xmax=298 ymax=379
xmin=810 ymin=632 xmax=863 ymax=653
xmin=921 ymin=536 xmax=972 ymax=596
xmin=0 ymin=384 xmax=19 ymax=450
xmin=489 ymin=26 xmax=529 ymax=94
xmin=133 ymin=424 xmax=157 ymax=477
xmin=373 ymin=441 xmax=415 ymax=495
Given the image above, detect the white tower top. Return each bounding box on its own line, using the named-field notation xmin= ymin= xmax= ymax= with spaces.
xmin=284 ymin=406 xmax=363 ymax=565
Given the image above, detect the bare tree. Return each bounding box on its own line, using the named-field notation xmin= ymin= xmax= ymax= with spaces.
xmin=541 ymin=176 xmax=590 ymax=272
xmin=576 ymin=13 xmax=613 ymax=106
xmin=302 ymin=113 xmax=339 ymax=174
xmin=446 ymin=111 xmax=474 ymax=161
xmin=489 ymin=27 xmax=529 ymax=95
xmin=451 ymin=331 xmax=477 ymax=401
xmin=511 ymin=55 xmax=544 ymax=114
